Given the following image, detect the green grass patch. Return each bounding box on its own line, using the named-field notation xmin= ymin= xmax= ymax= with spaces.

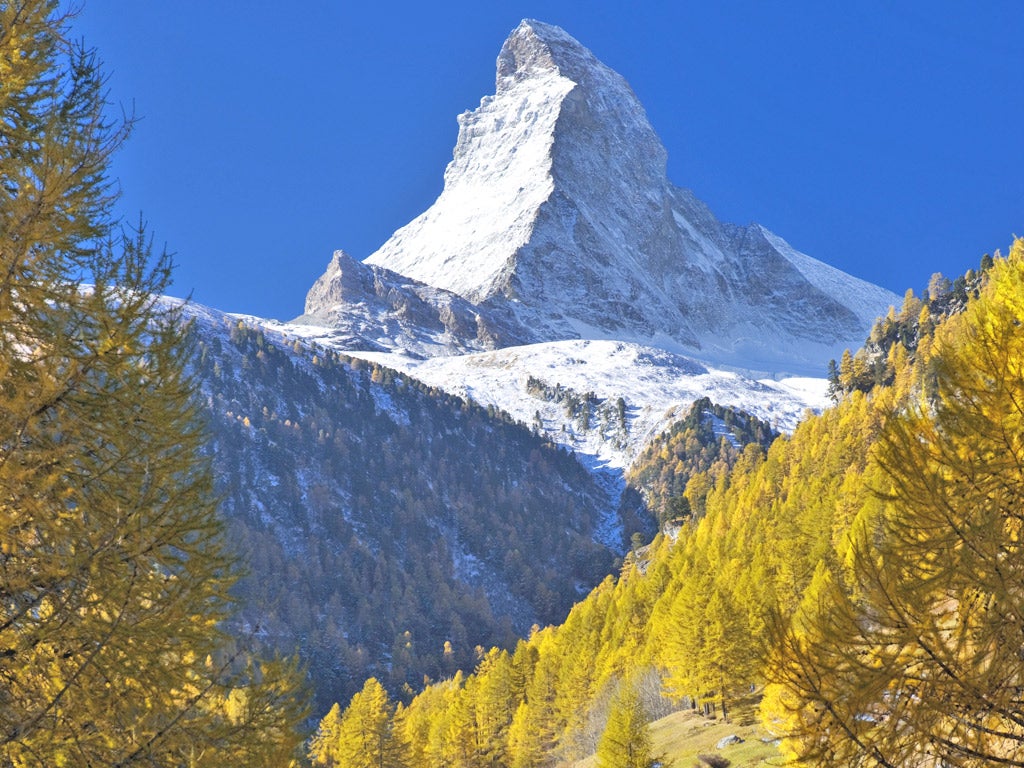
xmin=575 ymin=698 xmax=782 ymax=768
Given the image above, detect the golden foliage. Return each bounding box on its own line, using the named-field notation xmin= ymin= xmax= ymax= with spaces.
xmin=766 ymin=241 xmax=1024 ymax=766
xmin=311 ymin=233 xmax=1013 ymax=766
xmin=0 ymin=1 xmax=306 ymax=763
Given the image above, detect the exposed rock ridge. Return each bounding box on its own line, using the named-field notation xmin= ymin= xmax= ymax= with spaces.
xmin=298 ymin=250 xmax=530 ymax=357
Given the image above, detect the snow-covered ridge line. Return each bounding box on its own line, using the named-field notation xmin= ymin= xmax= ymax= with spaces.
xmin=757 ymin=226 xmax=898 ymax=328
xmin=276 ymin=332 xmax=829 ymax=472
xmin=177 ymin=298 xmax=828 ymax=489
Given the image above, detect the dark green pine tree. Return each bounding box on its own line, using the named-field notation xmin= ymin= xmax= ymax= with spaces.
xmin=826 ymin=358 xmax=841 ymax=402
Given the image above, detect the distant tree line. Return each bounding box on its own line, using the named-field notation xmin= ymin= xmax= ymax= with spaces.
xmin=827 ymin=255 xmax=993 ymax=399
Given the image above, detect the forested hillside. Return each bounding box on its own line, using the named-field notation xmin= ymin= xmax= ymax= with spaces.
xmin=188 ymin=310 xmax=629 ymax=711
xmin=308 ymin=243 xmax=1021 ymax=767
xmin=626 ymin=398 xmax=778 ymax=524
xmin=7 ymin=4 xmax=1014 ymax=765
xmin=827 ymin=256 xmax=992 ymax=397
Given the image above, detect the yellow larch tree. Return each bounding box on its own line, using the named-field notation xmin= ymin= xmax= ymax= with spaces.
xmin=766 ymin=240 xmax=1024 ymax=766
xmin=308 ymin=677 xmax=399 ymax=768
xmin=0 ymin=1 xmax=305 ymax=764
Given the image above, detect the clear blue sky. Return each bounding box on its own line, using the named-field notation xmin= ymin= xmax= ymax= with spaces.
xmin=72 ymin=2 xmax=1022 ymax=320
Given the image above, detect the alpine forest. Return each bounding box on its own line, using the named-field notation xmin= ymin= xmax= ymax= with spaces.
xmin=307 ymin=242 xmax=1024 ymax=767
xmin=4 ymin=2 xmax=1022 ymax=767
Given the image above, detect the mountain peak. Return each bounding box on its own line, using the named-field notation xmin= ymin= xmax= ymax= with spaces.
xmin=496 ymin=20 xmax=601 ymax=91
xmin=363 ymin=19 xmax=667 ymax=308
xmin=331 ymin=21 xmax=898 ymax=374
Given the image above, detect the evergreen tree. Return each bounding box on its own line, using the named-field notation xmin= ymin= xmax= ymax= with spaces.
xmin=766 ymin=241 xmax=1024 ymax=766
xmin=309 ymin=703 xmax=345 ymax=766
xmin=825 ymin=358 xmax=841 ymax=402
xmin=473 ymin=648 xmax=517 ymax=767
xmin=596 ymin=680 xmax=656 ymax=768
xmin=508 ymin=700 xmax=548 ymax=768
xmin=309 ymin=677 xmax=399 ymax=768
xmin=0 ymin=2 xmax=305 ymax=764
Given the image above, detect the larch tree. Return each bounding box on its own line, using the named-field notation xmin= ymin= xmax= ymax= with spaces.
xmin=310 ymin=677 xmax=404 ymax=768
xmin=0 ymin=1 xmax=305 ymax=765
xmin=596 ymin=678 xmax=657 ymax=768
xmin=765 ymin=240 xmax=1024 ymax=766
xmin=473 ymin=647 xmax=517 ymax=767
xmin=308 ymin=703 xmax=345 ymax=766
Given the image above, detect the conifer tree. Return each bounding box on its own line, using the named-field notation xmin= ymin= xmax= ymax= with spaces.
xmin=309 ymin=703 xmax=345 ymax=766
xmin=596 ymin=679 xmax=656 ymax=768
xmin=508 ymin=700 xmax=548 ymax=768
xmin=473 ymin=648 xmax=517 ymax=766
xmin=0 ymin=1 xmax=305 ymax=764
xmin=825 ymin=358 xmax=841 ymax=402
xmin=766 ymin=241 xmax=1024 ymax=766
xmin=309 ymin=677 xmax=399 ymax=768
xmin=435 ymin=673 xmax=479 ymax=768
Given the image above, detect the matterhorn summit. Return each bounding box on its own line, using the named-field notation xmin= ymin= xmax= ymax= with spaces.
xmin=363 ymin=20 xmax=669 ymax=310
xmin=306 ymin=19 xmax=897 ymax=374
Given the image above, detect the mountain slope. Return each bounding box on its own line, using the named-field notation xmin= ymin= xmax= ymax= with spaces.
xmin=291 ymin=338 xmax=827 ymax=472
xmin=325 ymin=246 xmax=1022 ymax=768
xmin=183 ymin=302 xmax=622 ymax=711
xmin=184 ymin=18 xmax=906 ymax=720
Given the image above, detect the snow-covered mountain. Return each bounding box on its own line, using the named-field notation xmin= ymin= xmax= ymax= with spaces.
xmin=161 ymin=20 xmax=907 ymax=712
xmin=304 ymin=19 xmax=897 ymax=375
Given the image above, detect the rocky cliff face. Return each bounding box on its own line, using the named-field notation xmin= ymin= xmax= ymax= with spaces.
xmin=298 ymin=250 xmax=530 ymax=357
xmin=306 ymin=20 xmax=897 ymax=375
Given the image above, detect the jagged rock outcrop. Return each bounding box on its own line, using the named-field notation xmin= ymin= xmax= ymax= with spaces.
xmin=297 ymin=249 xmax=529 ymax=357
